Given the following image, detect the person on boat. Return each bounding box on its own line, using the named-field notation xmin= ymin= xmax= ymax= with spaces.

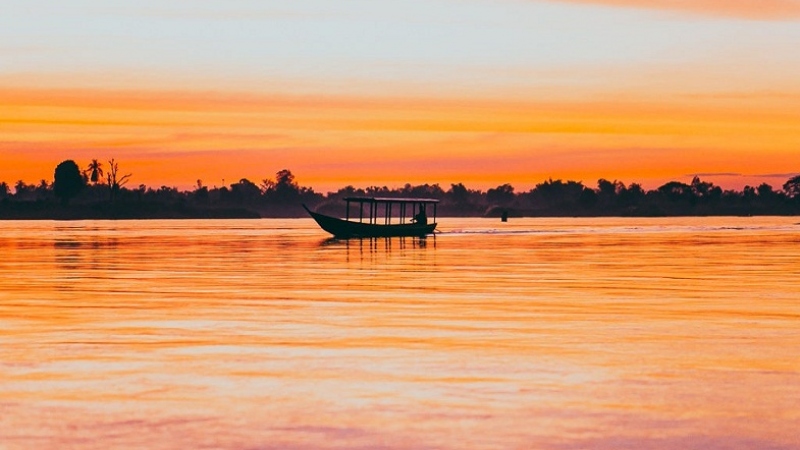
xmin=412 ymin=205 xmax=427 ymax=225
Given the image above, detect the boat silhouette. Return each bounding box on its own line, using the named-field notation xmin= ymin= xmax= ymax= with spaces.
xmin=304 ymin=197 xmax=438 ymax=238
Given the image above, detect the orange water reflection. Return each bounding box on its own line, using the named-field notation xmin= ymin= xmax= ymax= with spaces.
xmin=1 ymin=218 xmax=799 ymax=449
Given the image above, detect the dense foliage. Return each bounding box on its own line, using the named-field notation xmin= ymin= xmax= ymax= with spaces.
xmin=52 ymin=160 xmax=85 ymax=204
xmin=1 ymin=160 xmax=799 ymax=219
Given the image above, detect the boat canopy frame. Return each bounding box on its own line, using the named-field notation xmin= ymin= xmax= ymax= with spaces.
xmin=343 ymin=196 xmax=438 ymax=225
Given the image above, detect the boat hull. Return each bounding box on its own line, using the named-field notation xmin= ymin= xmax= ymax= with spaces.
xmin=304 ymin=206 xmax=436 ymax=238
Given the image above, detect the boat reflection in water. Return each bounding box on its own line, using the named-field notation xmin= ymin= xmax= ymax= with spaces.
xmin=304 ymin=197 xmax=439 ymax=238
xmin=320 ymin=235 xmax=434 ymax=259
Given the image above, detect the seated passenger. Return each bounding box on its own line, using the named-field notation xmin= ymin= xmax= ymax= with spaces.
xmin=412 ymin=205 xmax=427 ymax=225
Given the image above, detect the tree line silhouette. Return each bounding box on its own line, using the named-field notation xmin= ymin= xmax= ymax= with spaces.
xmin=1 ymin=159 xmax=799 ymax=219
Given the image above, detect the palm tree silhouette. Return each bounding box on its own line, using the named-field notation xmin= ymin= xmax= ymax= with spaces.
xmin=85 ymin=159 xmax=104 ymax=184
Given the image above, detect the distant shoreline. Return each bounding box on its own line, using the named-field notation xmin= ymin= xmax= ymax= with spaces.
xmin=1 ymin=205 xmax=796 ymax=221
xmin=4 ymin=167 xmax=800 ymax=220
xmin=0 ymin=203 xmax=261 ymax=221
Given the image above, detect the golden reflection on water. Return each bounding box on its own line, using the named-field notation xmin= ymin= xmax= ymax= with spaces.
xmin=1 ymin=218 xmax=799 ymax=449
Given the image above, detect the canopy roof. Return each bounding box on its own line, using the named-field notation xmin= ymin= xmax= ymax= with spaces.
xmin=343 ymin=196 xmax=439 ymax=204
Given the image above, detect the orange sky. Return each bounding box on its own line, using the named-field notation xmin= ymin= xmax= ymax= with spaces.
xmin=2 ymin=0 xmax=799 ymax=193
xmin=2 ymin=83 xmax=798 ymax=193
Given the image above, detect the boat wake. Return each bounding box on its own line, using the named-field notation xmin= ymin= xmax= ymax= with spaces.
xmin=438 ymin=224 xmax=797 ymax=236
xmin=437 ymin=229 xmax=550 ymax=236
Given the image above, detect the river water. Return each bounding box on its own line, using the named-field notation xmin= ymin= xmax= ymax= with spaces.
xmin=1 ymin=217 xmax=798 ymax=449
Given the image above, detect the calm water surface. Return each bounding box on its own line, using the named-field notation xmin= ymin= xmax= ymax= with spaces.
xmin=1 ymin=217 xmax=799 ymax=449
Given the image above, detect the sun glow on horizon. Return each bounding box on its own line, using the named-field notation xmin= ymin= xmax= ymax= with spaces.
xmin=2 ymin=83 xmax=799 ymax=193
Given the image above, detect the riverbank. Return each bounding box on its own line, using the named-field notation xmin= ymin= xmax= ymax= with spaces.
xmin=0 ymin=202 xmax=260 ymax=220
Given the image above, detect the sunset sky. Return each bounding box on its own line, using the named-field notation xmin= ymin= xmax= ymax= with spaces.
xmin=2 ymin=0 xmax=799 ymax=192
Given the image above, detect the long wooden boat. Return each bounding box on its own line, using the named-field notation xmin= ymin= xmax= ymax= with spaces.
xmin=304 ymin=197 xmax=438 ymax=238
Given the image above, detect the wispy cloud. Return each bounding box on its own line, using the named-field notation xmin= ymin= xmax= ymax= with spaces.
xmin=688 ymin=172 xmax=800 ymax=178
xmin=544 ymin=0 xmax=800 ymax=20
xmin=687 ymin=172 xmax=744 ymax=177
xmin=755 ymin=172 xmax=800 ymax=178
